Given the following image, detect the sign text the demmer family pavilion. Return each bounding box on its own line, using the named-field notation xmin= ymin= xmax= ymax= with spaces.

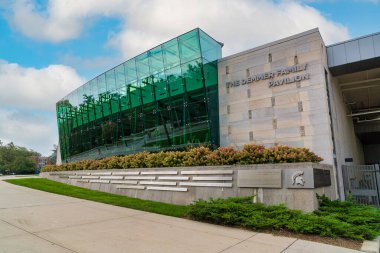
xmin=226 ymin=63 xmax=310 ymax=88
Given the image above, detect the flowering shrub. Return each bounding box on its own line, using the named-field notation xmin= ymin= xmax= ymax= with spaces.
xmin=42 ymin=145 xmax=323 ymax=172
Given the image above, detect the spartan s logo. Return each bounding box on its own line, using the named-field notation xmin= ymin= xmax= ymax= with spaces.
xmin=292 ymin=171 xmax=305 ymax=186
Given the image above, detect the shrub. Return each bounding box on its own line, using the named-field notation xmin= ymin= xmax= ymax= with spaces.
xmin=187 ymin=196 xmax=380 ymax=241
xmin=182 ymin=147 xmax=212 ymax=166
xmin=41 ymin=144 xmax=323 ymax=172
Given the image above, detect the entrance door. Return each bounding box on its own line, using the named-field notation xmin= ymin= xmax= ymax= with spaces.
xmin=342 ymin=164 xmax=380 ymax=207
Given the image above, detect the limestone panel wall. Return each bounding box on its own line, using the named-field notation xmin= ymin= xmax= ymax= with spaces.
xmin=218 ymin=29 xmax=334 ymax=166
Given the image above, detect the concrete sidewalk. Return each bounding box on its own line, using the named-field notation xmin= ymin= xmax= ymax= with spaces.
xmin=0 ymin=176 xmax=361 ymax=253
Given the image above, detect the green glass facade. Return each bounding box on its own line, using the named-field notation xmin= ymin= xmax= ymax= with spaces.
xmin=57 ymin=29 xmax=222 ymax=162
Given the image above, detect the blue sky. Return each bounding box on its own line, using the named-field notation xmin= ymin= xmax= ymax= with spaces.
xmin=0 ymin=0 xmax=379 ymax=156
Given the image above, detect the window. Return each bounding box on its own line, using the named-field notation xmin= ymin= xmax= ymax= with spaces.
xmin=294 ymin=55 xmax=298 ymax=64
xmin=300 ymin=126 xmax=305 ymax=136
xmin=272 ymin=119 xmax=277 ymax=129
xmin=248 ymin=110 xmax=252 ymax=119
xmin=247 ymin=89 xmax=251 ymax=98
xmin=227 ymin=105 xmax=230 ymax=114
xmin=226 ymin=66 xmax=229 ymax=74
xmin=268 ymin=53 xmax=272 ymax=63
xmin=298 ymin=101 xmax=303 ymax=112
xmin=249 ymin=131 xmax=253 ymax=141
xmin=246 ymin=68 xmax=250 ymax=77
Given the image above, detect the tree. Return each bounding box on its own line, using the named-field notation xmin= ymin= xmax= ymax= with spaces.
xmin=0 ymin=142 xmax=38 ymax=174
xmin=49 ymin=144 xmax=58 ymax=165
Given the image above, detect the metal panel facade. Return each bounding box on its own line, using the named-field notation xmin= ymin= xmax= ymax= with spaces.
xmin=327 ymin=32 xmax=380 ymax=68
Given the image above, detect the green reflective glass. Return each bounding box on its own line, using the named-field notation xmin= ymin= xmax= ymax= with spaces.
xmin=199 ymin=29 xmax=222 ymax=62
xmin=106 ymin=70 xmax=116 ymax=91
xmin=163 ymin=39 xmax=180 ymax=69
xmin=56 ymin=28 xmax=222 ymax=162
xmin=179 ymin=31 xmax=201 ymax=63
xmin=149 ymin=46 xmax=164 ymax=73
xmin=136 ymin=53 xmax=150 ymax=79
xmin=115 ymin=65 xmax=125 ymax=90
xmin=97 ymin=74 xmax=107 ymax=95
xmin=182 ymin=60 xmax=203 ymax=91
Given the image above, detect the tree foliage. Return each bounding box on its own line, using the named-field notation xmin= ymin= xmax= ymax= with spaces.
xmin=49 ymin=144 xmax=58 ymax=165
xmin=0 ymin=141 xmax=39 ymax=174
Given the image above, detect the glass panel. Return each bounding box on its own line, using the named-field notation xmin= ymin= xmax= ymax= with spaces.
xmin=149 ymin=46 xmax=164 ymax=73
xmin=83 ymin=82 xmax=90 ymax=99
xmin=199 ymin=29 xmax=222 ymax=62
xmin=179 ymin=30 xmax=201 ymax=63
xmin=154 ymin=71 xmax=168 ymax=101
xmin=120 ymin=86 xmax=130 ymax=111
xmin=203 ymin=61 xmax=218 ymax=87
xmin=136 ymin=52 xmax=150 ymax=80
xmin=95 ymin=100 xmax=103 ymax=119
xmin=129 ymin=86 xmax=140 ymax=108
xmin=68 ymin=90 xmax=78 ymax=109
xmin=124 ymin=60 xmax=137 ymax=84
xmin=166 ymin=65 xmax=183 ymax=96
xmin=106 ymin=69 xmax=116 ymax=91
xmin=110 ymin=91 xmax=120 ymax=114
xmin=89 ymin=79 xmax=98 ymax=100
xmin=162 ymin=39 xmax=181 ymax=69
xmin=77 ymin=86 xmax=84 ymax=107
xmin=101 ymin=92 xmax=111 ymax=117
xmin=115 ymin=65 xmax=126 ymax=90
xmin=182 ymin=60 xmax=203 ymax=92
xmin=97 ymin=74 xmax=107 ymax=96
xmin=140 ymin=77 xmax=154 ymax=105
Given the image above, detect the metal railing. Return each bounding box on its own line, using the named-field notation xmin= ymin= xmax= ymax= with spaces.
xmin=342 ymin=164 xmax=380 ymax=207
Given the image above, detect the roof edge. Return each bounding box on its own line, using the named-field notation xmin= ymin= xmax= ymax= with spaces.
xmin=327 ymin=30 xmax=380 ymax=48
xmin=219 ymin=28 xmax=321 ymax=63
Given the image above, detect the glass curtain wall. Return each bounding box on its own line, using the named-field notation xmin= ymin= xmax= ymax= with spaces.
xmin=56 ymin=28 xmax=222 ymax=162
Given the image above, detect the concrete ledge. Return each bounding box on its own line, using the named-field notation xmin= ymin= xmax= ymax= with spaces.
xmin=361 ymin=236 xmax=380 ymax=253
xmin=41 ymin=163 xmax=336 ymax=212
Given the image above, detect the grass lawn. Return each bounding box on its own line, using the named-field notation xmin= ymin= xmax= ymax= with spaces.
xmin=5 ymin=178 xmax=189 ymax=218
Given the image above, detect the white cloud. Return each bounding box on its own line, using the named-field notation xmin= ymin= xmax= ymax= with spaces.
xmin=0 ymin=60 xmax=84 ymax=111
xmin=59 ymin=53 xmax=123 ymax=78
xmin=0 ymin=108 xmax=58 ymax=156
xmin=6 ymin=0 xmax=349 ymax=56
xmin=6 ymin=0 xmax=130 ymax=43
xmin=0 ymin=60 xmax=83 ymax=155
xmin=108 ymin=0 xmax=350 ymax=58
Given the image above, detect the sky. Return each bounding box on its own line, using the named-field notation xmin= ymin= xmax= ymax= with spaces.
xmin=0 ymin=0 xmax=379 ymax=156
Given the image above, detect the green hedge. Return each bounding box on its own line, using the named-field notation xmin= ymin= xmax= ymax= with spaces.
xmin=42 ymin=145 xmax=322 ymax=172
xmin=187 ymin=195 xmax=380 ymax=241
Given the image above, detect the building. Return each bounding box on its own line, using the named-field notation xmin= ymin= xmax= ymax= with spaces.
xmin=31 ymin=156 xmax=51 ymax=173
xmin=57 ymin=29 xmax=221 ymax=163
xmin=56 ymin=28 xmax=380 ymax=199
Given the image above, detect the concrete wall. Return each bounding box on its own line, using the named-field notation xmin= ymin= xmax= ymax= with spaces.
xmin=41 ymin=163 xmax=335 ymax=212
xmin=217 ymin=29 xmax=335 ymax=167
xmin=328 ymin=74 xmax=365 ymax=198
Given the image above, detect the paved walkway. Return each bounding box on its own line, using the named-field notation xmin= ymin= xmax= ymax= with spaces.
xmin=0 ymin=176 xmax=361 ymax=253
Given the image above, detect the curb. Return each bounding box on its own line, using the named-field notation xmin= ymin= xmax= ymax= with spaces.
xmin=361 ymin=236 xmax=380 ymax=253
